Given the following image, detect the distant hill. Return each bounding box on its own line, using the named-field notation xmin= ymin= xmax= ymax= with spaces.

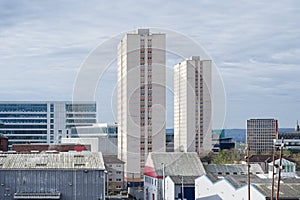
xmin=222 ymin=128 xmax=294 ymax=143
xmin=224 ymin=129 xmax=246 ymax=143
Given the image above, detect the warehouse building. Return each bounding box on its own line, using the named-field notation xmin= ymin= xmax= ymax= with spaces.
xmin=0 ymin=152 xmax=105 ymax=200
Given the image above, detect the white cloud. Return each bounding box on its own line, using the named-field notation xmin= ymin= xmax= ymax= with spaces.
xmin=0 ymin=0 xmax=299 ymax=128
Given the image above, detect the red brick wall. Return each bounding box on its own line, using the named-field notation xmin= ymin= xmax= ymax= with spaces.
xmin=12 ymin=144 xmax=91 ymax=153
xmin=0 ymin=138 xmax=8 ymax=151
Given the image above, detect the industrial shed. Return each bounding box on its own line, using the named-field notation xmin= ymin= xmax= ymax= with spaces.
xmin=0 ymin=152 xmax=105 ymax=200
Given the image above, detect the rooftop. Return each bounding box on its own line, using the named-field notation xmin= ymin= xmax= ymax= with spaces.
xmin=144 ymin=152 xmax=206 ymax=177
xmin=0 ymin=152 xmax=105 ymax=170
xmin=103 ymin=155 xmax=124 ymax=164
xmin=204 ymin=164 xmax=264 ymax=175
xmin=254 ymin=183 xmax=300 ymax=198
xmin=198 ymin=174 xmax=300 ymax=198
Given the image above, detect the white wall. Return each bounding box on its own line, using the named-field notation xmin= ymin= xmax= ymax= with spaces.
xmin=144 ymin=175 xmax=162 ymax=200
xmin=165 ymin=176 xmax=175 ymax=200
xmin=195 ymin=175 xmax=265 ymax=200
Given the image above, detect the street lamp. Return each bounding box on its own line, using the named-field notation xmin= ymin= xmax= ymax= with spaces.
xmin=104 ymin=170 xmax=109 ymax=199
xmin=161 ymin=163 xmax=165 ymax=200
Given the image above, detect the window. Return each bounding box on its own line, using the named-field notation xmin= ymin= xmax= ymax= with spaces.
xmin=116 ymin=179 xmax=122 ymax=182
xmin=50 ymin=104 xmax=54 ymax=112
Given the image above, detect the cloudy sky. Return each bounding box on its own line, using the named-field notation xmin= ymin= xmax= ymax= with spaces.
xmin=0 ymin=0 xmax=299 ymax=128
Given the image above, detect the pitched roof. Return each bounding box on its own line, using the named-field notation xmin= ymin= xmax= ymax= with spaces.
xmin=0 ymin=152 xmax=105 ymax=170
xmin=254 ymin=183 xmax=300 ymax=198
xmin=144 ymin=152 xmax=206 ymax=178
xmin=197 ymin=174 xmax=300 ymax=198
xmin=248 ymin=154 xmax=295 ymax=163
xmin=103 ymin=155 xmax=124 ymax=164
xmin=204 ymin=164 xmax=264 ymax=175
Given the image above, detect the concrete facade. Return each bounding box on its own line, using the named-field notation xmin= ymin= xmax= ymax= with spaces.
xmin=64 ymin=123 xmax=118 ymax=155
xmin=118 ymin=29 xmax=166 ymax=182
xmin=247 ymin=119 xmax=278 ymax=155
xmin=174 ymin=56 xmax=212 ymax=154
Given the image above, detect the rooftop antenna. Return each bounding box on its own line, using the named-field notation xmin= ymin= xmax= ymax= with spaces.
xmin=295 ymin=120 xmax=299 ymax=132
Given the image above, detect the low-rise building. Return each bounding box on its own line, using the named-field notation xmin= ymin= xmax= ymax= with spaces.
xmin=247 ymin=154 xmax=295 ymax=172
xmin=195 ymin=173 xmax=300 ymax=200
xmin=103 ymin=155 xmax=125 ymax=195
xmin=196 ymin=160 xmax=300 ymax=200
xmin=63 ymin=123 xmax=118 ymax=154
xmin=268 ymin=158 xmax=297 ymax=178
xmin=0 ymin=152 xmax=105 ymax=200
xmin=144 ymin=152 xmax=206 ymax=200
xmin=165 ymin=175 xmax=198 ymax=200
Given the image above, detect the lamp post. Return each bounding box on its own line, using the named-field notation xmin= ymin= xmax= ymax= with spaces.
xmin=181 ymin=176 xmax=184 ymax=200
xmin=162 ymin=163 xmax=165 ymax=200
xmin=245 ymin=144 xmax=251 ymax=200
xmin=104 ymin=170 xmax=108 ymax=199
xmin=276 ymin=138 xmax=285 ymax=200
xmin=271 ymin=141 xmax=276 ymax=200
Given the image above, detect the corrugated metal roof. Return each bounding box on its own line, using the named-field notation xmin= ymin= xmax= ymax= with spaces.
xmin=0 ymin=152 xmax=105 ymax=170
xmin=204 ymin=164 xmax=264 ymax=175
xmin=150 ymin=152 xmax=206 ymax=176
xmin=254 ymin=183 xmax=300 ymax=198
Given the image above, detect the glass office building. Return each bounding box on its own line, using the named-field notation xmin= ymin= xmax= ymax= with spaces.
xmin=0 ymin=101 xmax=97 ymax=149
